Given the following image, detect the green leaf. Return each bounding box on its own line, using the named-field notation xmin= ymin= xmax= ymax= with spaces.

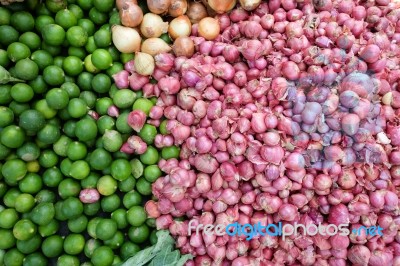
xmin=0 ymin=65 xmax=24 ymax=84
xmin=176 ymin=254 xmax=194 ymax=266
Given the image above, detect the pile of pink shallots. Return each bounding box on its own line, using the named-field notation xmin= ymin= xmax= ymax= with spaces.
xmin=114 ymin=0 xmax=400 ymax=265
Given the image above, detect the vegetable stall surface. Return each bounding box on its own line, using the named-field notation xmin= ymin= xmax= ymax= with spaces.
xmin=113 ymin=0 xmax=400 ymax=265
xmin=0 ymin=0 xmax=166 ymax=265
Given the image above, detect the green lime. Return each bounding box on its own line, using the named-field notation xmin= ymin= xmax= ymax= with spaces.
xmin=67 ymin=98 xmax=88 ymax=118
xmin=94 ymin=28 xmax=111 ymax=48
xmin=45 ymin=88 xmax=69 ymax=110
xmin=8 ymin=101 xmax=29 ymax=116
xmin=97 ymin=175 xmax=117 ymax=196
xmin=111 ymin=209 xmax=128 ymax=230
xmin=109 ymin=12 xmax=120 ymax=26
xmin=101 ymin=194 xmax=120 ymax=212
xmin=84 ymin=238 xmax=101 ymax=258
xmin=93 ymin=0 xmax=114 ymax=12
xmin=10 ymin=83 xmax=33 ymax=102
xmin=91 ymin=73 xmax=111 ymax=93
xmin=161 ymin=146 xmax=180 ymax=160
xmin=126 ymin=206 xmax=147 ymax=227
xmin=120 ymin=242 xmax=140 ymax=260
xmin=77 ymin=71 xmax=94 ymax=91
xmin=66 ymin=141 xmax=87 ymax=161
xmin=113 ymin=89 xmax=136 ymax=109
xmin=95 ymin=219 xmax=117 ymax=241
xmin=97 ymin=115 xmax=115 ymax=134
xmin=19 ymin=109 xmax=45 ymax=133
xmin=16 ymin=142 xmax=40 ymax=162
xmin=91 ymin=49 xmax=112 ymax=70
xmin=37 ymin=124 xmax=61 ymax=145
xmin=128 ymin=224 xmax=150 ymax=244
xmin=45 ymin=0 xmax=67 ymax=12
xmin=15 ymin=193 xmax=35 ymax=213
xmin=19 ymin=173 xmax=42 ymax=194
xmin=120 ymin=53 xmax=134 ymax=64
xmin=84 ymin=201 xmax=101 ymax=216
xmin=42 ymin=24 xmax=65 ymax=46
xmin=0 ymin=25 xmax=19 ymax=46
xmin=89 ymin=148 xmax=112 ymax=170
xmin=53 ymin=135 xmax=72 ymax=157
xmin=118 ymin=175 xmax=136 ymax=192
xmin=10 ymin=11 xmax=35 ymax=32
xmin=61 ymin=81 xmax=80 ymax=98
xmin=78 ymin=18 xmax=95 ymax=35
xmin=34 ymin=99 xmax=57 ymax=119
xmin=14 ymin=58 xmax=38 ymax=81
xmin=64 ymin=233 xmax=85 ymax=255
xmin=4 ymin=248 xmax=24 ymax=266
xmin=91 ymin=246 xmax=114 ymax=266
xmin=43 ymin=65 xmax=65 ymax=86
xmin=19 ymin=32 xmax=41 ymax=51
xmin=0 ymin=106 xmax=14 ymax=127
xmin=63 ymin=56 xmax=83 ymax=76
xmin=41 ymin=235 xmax=64 ymax=258
xmin=110 ymin=159 xmax=131 ymax=181
xmin=35 ymin=189 xmax=56 ymax=204
xmin=38 ymin=150 xmax=58 ymax=169
xmin=77 ymin=0 xmax=93 ymax=11
xmin=95 ymin=97 xmax=113 ymax=115
xmin=29 ymin=75 xmax=49 ymax=94
xmin=0 ymin=7 xmax=11 ymax=25
xmin=89 ymin=7 xmax=108 ymax=25
xmin=0 ymin=84 xmax=12 ymax=104
xmin=81 ymin=172 xmax=100 ymax=188
xmin=106 ymin=62 xmax=123 ymax=77
xmin=55 ymin=9 xmax=77 ymax=29
xmin=0 ymin=49 xmax=10 ymax=67
xmin=34 ymin=15 xmax=54 ymax=33
xmin=41 ymin=41 xmax=61 ymax=56
xmin=31 ymin=202 xmax=55 ymax=226
xmin=102 ymin=130 xmax=122 ymax=153
xmin=62 ymin=197 xmax=83 ymax=219
xmin=2 ymin=159 xmax=27 ymax=183
xmin=138 ymin=124 xmax=157 ymax=145
xmin=68 ymin=215 xmax=88 ymax=233
xmin=132 ymin=98 xmax=154 ymax=115
xmin=123 ymin=190 xmax=142 ymax=209
xmin=69 ymin=160 xmax=90 ymax=180
xmin=66 ymin=25 xmax=88 ymax=47
xmin=23 ymin=252 xmax=47 ymax=266
xmin=68 ymin=46 xmax=86 ymax=59
xmin=80 ymin=91 xmax=97 ymax=108
xmin=84 ymin=54 xmax=100 ymax=73
xmin=41 ymin=167 xmax=62 ymax=187
xmin=58 ymin=178 xmax=81 ymax=199
xmin=85 ymin=36 xmax=97 ymax=53
xmin=0 ymin=229 xmax=16 ymax=249
xmin=53 ymin=56 xmax=64 ymax=68
xmin=13 ymin=219 xmax=36 ymax=241
xmin=130 ymin=158 xmax=143 ymax=179
xmin=103 ymin=230 xmax=124 ymax=249
xmin=69 ymin=4 xmax=84 ymax=20
xmin=116 ymin=112 xmax=133 ymax=134
xmin=31 ymin=50 xmax=53 ymax=71
xmin=139 ymin=145 xmax=159 ymax=165
xmin=87 ymin=217 xmax=101 ymax=238
xmin=16 ymin=233 xmax=42 ymax=254
xmin=75 ymin=118 xmax=97 ymax=141
xmin=144 ymin=165 xmax=162 ymax=183
xmin=136 ymin=177 xmax=152 ymax=196
xmin=0 ymin=208 xmax=19 ymax=229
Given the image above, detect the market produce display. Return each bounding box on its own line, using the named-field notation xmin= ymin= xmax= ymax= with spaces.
xmin=1 ymin=0 xmax=400 ymax=265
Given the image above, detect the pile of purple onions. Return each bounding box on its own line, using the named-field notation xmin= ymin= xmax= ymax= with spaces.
xmin=112 ymin=0 xmax=400 ymax=265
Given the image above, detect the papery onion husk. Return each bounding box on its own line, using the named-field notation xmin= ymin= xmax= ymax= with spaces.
xmin=168 ymin=0 xmax=188 ymax=17
xmin=198 ymin=17 xmax=221 ymax=41
xmin=208 ymin=0 xmax=236 ymax=14
xmin=119 ymin=2 xmax=143 ymax=27
xmin=141 ymin=38 xmax=172 ymax=56
xmin=140 ymin=13 xmax=169 ymax=38
xmin=116 ymin=0 xmax=138 ymax=10
xmin=239 ymin=0 xmax=261 ymax=11
xmin=187 ymin=2 xmax=208 ymax=23
xmin=134 ymin=52 xmax=155 ymax=76
xmin=172 ymin=36 xmax=195 ymax=57
xmin=112 ymin=25 xmax=141 ymax=53
xmin=147 ymin=0 xmax=172 ymax=14
xmin=168 ymin=15 xmax=192 ymax=39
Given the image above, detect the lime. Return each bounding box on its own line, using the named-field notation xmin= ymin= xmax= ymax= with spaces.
xmin=81 ymin=172 xmax=100 ymax=188
xmin=116 ymin=112 xmax=133 ymax=134
xmin=97 ymin=115 xmax=115 ymax=134
xmin=10 ymin=11 xmax=35 ymax=32
xmin=96 ymin=97 xmax=113 ymax=115
xmin=84 ymin=238 xmax=101 ymax=258
xmin=41 ymin=235 xmax=64 ymax=258
xmin=37 ymin=124 xmax=61 ymax=145
xmin=0 ymin=7 xmax=11 ymax=25
xmin=144 ymin=165 xmax=162 ymax=183
xmin=113 ymin=89 xmax=136 ymax=109
xmin=126 ymin=206 xmax=147 ymax=227
xmin=111 ymin=209 xmax=128 ymax=230
xmin=53 ymin=135 xmax=72 ymax=157
xmin=77 ymin=71 xmax=94 ymax=91
xmin=0 ymin=208 xmax=19 ymax=229
xmin=63 ymin=56 xmax=83 ymax=76
xmin=62 ymin=197 xmax=84 ymax=219
xmin=101 ymin=194 xmax=120 ymax=212
xmin=9 ymin=101 xmax=30 ymax=116
xmin=58 ymin=178 xmax=81 ymax=199
xmin=75 ymin=118 xmax=98 ymax=141
xmin=34 ymin=15 xmax=55 ymax=33
xmin=78 ymin=18 xmax=95 ymax=35
xmin=80 ymin=91 xmax=97 ymax=108
xmin=19 ymin=109 xmax=46 ymax=132
xmin=19 ymin=32 xmax=41 ymax=51
xmin=31 ymin=202 xmax=55 ymax=226
xmin=84 ymin=202 xmax=101 ymax=216
xmin=109 ymin=12 xmax=121 ymax=26
xmin=43 ymin=65 xmax=65 ymax=86
xmin=45 ymin=0 xmax=67 ymax=12
xmin=68 ymin=215 xmax=88 ymax=233
xmin=110 ymin=159 xmax=131 ymax=181
xmin=0 ymin=84 xmax=12 ymax=104
xmin=13 ymin=219 xmax=37 ymax=241
xmin=68 ymin=46 xmax=86 ymax=59
xmin=10 ymin=83 xmax=34 ymax=102
xmin=69 ymin=160 xmax=90 ymax=180
xmin=92 ymin=73 xmax=111 ymax=93
xmin=16 ymin=233 xmax=42 ymax=254
xmin=14 ymin=58 xmax=39 ymax=81
xmin=2 ymin=159 xmax=27 ymax=183
xmin=161 ymin=146 xmax=181 ymax=160
xmin=84 ymin=54 xmax=100 ymax=73
xmin=85 ymin=36 xmax=97 ymax=53
xmin=0 ymin=229 xmax=16 ymax=249
xmin=91 ymin=49 xmax=113 ymax=70
xmin=19 ymin=173 xmax=42 ymax=194
xmin=67 ymin=98 xmax=88 ymax=118
xmin=4 ymin=248 xmax=24 ymax=266
xmin=140 ymin=146 xmax=159 ymax=165
xmin=118 ymin=175 xmax=136 ymax=192
xmin=0 ymin=25 xmax=19 ymax=46
xmin=64 ymin=234 xmax=85 ymax=255
xmin=23 ymin=252 xmax=47 ymax=266
xmin=67 ymin=141 xmax=87 ymax=161
xmin=53 ymin=56 xmax=64 ymax=68
xmin=97 ymin=175 xmax=117 ymax=196
xmin=94 ymin=28 xmax=111 ymax=47
xmin=89 ymin=148 xmax=112 ymax=170
xmin=69 ymin=4 xmax=84 ymax=20
xmin=130 ymin=158 xmax=144 ymax=179
xmin=29 ymin=75 xmax=48 ymax=94
xmin=102 ymin=130 xmax=122 ymax=152
xmin=16 ymin=142 xmax=40 ymax=162
xmin=55 ymin=9 xmax=77 ymax=29
xmin=93 ymin=0 xmax=114 ymax=12
xmin=95 ymin=218 xmax=117 ymax=240
xmin=89 ymin=7 xmax=108 ymax=25
xmin=133 ymin=98 xmax=154 ymax=115
xmin=138 ymin=124 xmax=157 ymax=144
xmin=38 ymin=219 xmax=58 ymax=237
xmin=136 ymin=177 xmax=152 ymax=196
xmin=15 ymin=193 xmax=35 ymax=213
xmin=104 ymin=230 xmax=124 ymax=249
xmin=0 ymin=106 xmax=14 ymax=127
xmin=91 ymin=246 xmax=114 ymax=266
xmin=41 ymin=41 xmax=62 ymax=56
xmin=31 ymin=50 xmax=53 ymax=70
xmin=120 ymin=242 xmax=140 ymax=260
xmin=35 ymin=189 xmax=56 ymax=204
xmin=0 ymin=49 xmax=10 ymax=67
xmin=45 ymin=88 xmax=69 ymax=110
xmin=66 ymin=25 xmax=88 ymax=47
xmin=123 ymin=191 xmax=142 ymax=209
xmin=128 ymin=224 xmax=150 ymax=244
xmin=42 ymin=24 xmax=65 ymax=46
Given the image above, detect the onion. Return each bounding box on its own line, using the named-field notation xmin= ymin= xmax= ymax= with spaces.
xmin=198 ymin=17 xmax=221 ymax=41
xmin=116 ymin=0 xmax=138 ymax=10
xmin=140 ymin=13 xmax=168 ymax=38
xmin=239 ymin=0 xmax=262 ymax=11
xmin=119 ymin=2 xmax=143 ymax=27
xmin=141 ymin=38 xmax=172 ymax=56
xmin=168 ymin=0 xmax=188 ymax=17
xmin=112 ymin=25 xmax=141 ymax=53
xmin=147 ymin=0 xmax=171 ymax=14
xmin=168 ymin=15 xmax=192 ymax=39
xmin=208 ymin=0 xmax=237 ymax=14
xmin=186 ymin=2 xmax=208 ymax=24
xmin=134 ymin=52 xmax=155 ymax=76
xmin=173 ymin=36 xmax=194 ymax=57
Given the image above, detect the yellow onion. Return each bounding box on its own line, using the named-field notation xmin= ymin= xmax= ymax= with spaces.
xmin=116 ymin=0 xmax=137 ymax=10
xmin=239 ymin=0 xmax=261 ymax=11
xmin=186 ymin=2 xmax=208 ymax=24
xmin=208 ymin=0 xmax=236 ymax=13
xmin=168 ymin=15 xmax=192 ymax=39
xmin=168 ymin=0 xmax=188 ymax=17
xmin=172 ymin=36 xmax=194 ymax=57
xmin=141 ymin=38 xmax=172 ymax=56
xmin=198 ymin=17 xmax=220 ymax=40
xmin=112 ymin=25 xmax=141 ymax=53
xmin=119 ymin=2 xmax=143 ymax=27
xmin=140 ymin=13 xmax=169 ymax=38
xmin=147 ymin=0 xmax=171 ymax=14
xmin=134 ymin=52 xmax=155 ymax=76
